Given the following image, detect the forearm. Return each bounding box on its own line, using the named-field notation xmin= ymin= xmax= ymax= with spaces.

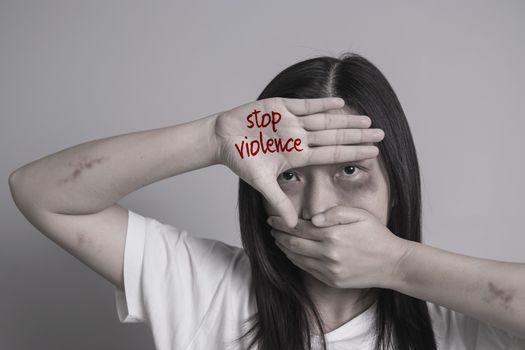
xmin=9 ymin=113 xmax=219 ymax=215
xmin=391 ymin=241 xmax=525 ymax=338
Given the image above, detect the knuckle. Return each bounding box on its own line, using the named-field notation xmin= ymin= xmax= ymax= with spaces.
xmin=285 ymin=236 xmax=296 ymax=249
xmin=304 ymin=99 xmax=311 ymax=112
xmin=327 ymin=113 xmax=335 ymax=128
xmin=330 ymin=231 xmax=344 ymax=245
xmin=322 ymin=248 xmax=339 ymax=263
xmin=328 ymin=263 xmax=342 ymax=279
xmin=332 ymin=278 xmax=345 ymax=289
xmin=333 ymin=145 xmax=341 ymax=163
xmin=271 ymin=96 xmax=282 ymax=105
xmin=327 ymin=278 xmax=338 ymax=288
xmin=298 ymin=115 xmax=305 ymax=128
xmin=266 ymin=97 xmax=281 ymax=110
xmin=335 ymin=128 xmax=343 ymax=144
xmin=310 ymin=131 xmax=317 ymax=145
xmin=324 ymin=231 xmax=337 ymax=244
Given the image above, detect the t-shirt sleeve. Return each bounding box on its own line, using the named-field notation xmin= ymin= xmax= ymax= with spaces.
xmin=427 ymin=301 xmax=525 ymax=349
xmin=114 ymin=209 xmax=244 ymax=329
xmin=114 ymin=209 xmax=148 ymax=323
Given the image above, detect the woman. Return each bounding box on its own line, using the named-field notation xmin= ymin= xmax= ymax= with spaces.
xmin=9 ymin=53 xmax=525 ymax=350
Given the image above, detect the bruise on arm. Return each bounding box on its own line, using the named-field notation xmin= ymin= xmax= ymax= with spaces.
xmin=482 ymin=281 xmax=515 ymax=312
xmin=77 ymin=231 xmax=92 ymax=247
xmin=58 ymin=155 xmax=109 ymax=184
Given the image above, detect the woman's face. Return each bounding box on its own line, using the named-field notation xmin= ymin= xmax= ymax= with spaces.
xmin=263 ymin=111 xmax=391 ymax=226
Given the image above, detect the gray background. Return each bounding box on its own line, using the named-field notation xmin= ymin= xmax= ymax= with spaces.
xmin=1 ymin=0 xmax=524 ymax=349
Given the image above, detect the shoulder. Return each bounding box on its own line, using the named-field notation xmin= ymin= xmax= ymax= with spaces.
xmin=140 ymin=212 xmax=247 ymax=269
xmin=142 ymin=212 xmax=253 ymax=295
xmin=118 ymin=210 xmax=256 ymax=347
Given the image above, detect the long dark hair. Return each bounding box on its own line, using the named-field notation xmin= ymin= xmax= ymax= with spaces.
xmin=235 ymin=52 xmax=437 ymax=350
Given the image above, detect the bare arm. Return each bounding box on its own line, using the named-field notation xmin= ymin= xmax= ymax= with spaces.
xmin=393 ymin=241 xmax=525 ymax=338
xmin=8 ymin=113 xmax=219 ymax=290
xmin=8 ymin=96 xmax=380 ymax=292
xmin=9 ymin=114 xmax=219 ymax=215
xmin=266 ymin=204 xmax=525 ymax=339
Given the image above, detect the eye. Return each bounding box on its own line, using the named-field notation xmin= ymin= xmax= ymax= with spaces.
xmin=277 ymin=171 xmax=298 ymax=182
xmin=342 ymin=165 xmax=360 ymax=176
xmin=337 ymin=164 xmax=368 ymax=181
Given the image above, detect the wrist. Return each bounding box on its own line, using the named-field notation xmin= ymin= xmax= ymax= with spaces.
xmin=202 ymin=112 xmax=221 ymax=167
xmin=382 ymin=238 xmax=417 ymax=291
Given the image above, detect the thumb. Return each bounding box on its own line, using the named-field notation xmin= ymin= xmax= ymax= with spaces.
xmin=311 ymin=205 xmax=365 ymax=227
xmin=257 ymin=179 xmax=298 ymax=228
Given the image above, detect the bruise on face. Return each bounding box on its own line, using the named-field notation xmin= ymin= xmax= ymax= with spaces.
xmin=337 ymin=161 xmax=380 ymax=196
xmin=355 ymin=170 xmax=378 ymax=191
xmin=482 ymin=281 xmax=515 ymax=312
xmin=58 ymin=155 xmax=108 ymax=184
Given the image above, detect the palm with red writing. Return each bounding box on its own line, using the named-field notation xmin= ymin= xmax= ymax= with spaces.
xmin=214 ymin=97 xmax=384 ymax=227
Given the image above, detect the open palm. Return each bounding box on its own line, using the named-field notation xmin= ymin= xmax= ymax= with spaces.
xmin=215 ymin=97 xmax=384 ymax=227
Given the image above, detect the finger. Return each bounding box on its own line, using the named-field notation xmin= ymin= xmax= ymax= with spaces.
xmin=282 ymin=97 xmax=345 ymax=116
xmin=300 ymin=113 xmax=371 ymax=131
xmin=311 ymin=205 xmax=366 ymax=227
xmin=304 ymin=145 xmax=379 ymax=166
xmin=254 ymin=176 xmax=298 ymax=228
xmin=307 ymin=128 xmax=385 ymax=147
xmin=271 ymin=228 xmax=324 ymax=258
xmin=267 ymin=216 xmax=324 ymax=241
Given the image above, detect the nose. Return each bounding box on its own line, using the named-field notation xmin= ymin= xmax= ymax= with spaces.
xmin=300 ymin=175 xmax=340 ymax=221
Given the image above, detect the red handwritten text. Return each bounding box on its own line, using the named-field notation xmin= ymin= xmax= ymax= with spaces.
xmin=235 ymin=109 xmax=303 ymax=159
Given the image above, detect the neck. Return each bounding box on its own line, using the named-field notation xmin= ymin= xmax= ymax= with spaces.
xmin=300 ymin=270 xmax=377 ymax=335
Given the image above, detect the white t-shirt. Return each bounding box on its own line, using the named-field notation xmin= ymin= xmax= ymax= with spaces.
xmin=114 ymin=210 xmax=525 ymax=350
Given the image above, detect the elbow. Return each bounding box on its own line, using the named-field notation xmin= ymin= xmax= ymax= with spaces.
xmin=8 ymin=169 xmax=21 ymax=194
xmin=8 ymin=166 xmax=25 ymax=193
xmin=8 ymin=167 xmax=29 ymax=212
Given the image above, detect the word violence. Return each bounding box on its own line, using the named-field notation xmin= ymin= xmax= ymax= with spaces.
xmin=234 ymin=109 xmax=303 ymax=159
